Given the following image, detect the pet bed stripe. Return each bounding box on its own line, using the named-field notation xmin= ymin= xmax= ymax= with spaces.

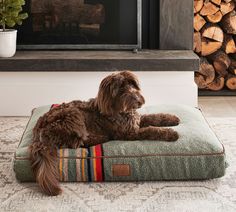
xmin=89 ymin=145 xmax=104 ymax=182
xmin=61 ymin=149 xmax=70 ymax=181
xmin=57 ymin=145 xmax=104 ymax=182
xmin=59 ymin=149 xmax=63 ymax=181
xmin=76 ymin=149 xmax=82 ymax=181
xmin=92 ymin=147 xmax=97 ymax=181
xmin=67 ymin=150 xmax=74 ymax=181
xmin=89 ymin=147 xmax=95 ymax=181
xmin=87 ymin=148 xmax=92 ymax=181
xmin=95 ymin=145 xmax=103 ymax=182
xmin=81 ymin=148 xmax=87 ymax=182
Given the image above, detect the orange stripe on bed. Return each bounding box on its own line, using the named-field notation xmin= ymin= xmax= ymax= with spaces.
xmin=59 ymin=149 xmax=63 ymax=181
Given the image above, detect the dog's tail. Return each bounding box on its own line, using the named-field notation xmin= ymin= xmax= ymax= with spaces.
xmin=29 ymin=141 xmax=62 ymax=196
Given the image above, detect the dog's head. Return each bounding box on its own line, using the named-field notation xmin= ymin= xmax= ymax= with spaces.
xmin=96 ymin=70 xmax=145 ymax=115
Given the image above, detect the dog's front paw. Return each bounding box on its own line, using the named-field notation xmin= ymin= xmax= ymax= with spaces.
xmin=169 ymin=115 xmax=180 ymax=126
xmin=165 ymin=129 xmax=179 ymax=142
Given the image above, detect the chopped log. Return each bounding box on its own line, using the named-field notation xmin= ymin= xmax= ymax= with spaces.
xmin=194 ymin=0 xmax=204 ymax=14
xmin=193 ymin=0 xmax=236 ymax=92
xmin=221 ymin=10 xmax=236 ymax=34
xmin=206 ymin=11 xmax=223 ymax=23
xmin=194 ymin=14 xmax=206 ymax=31
xmin=202 ymin=24 xmax=224 ymax=42
xmin=194 ymin=32 xmax=202 ymax=53
xmin=229 ymin=59 xmax=236 ymax=74
xmin=79 ymin=24 xmax=100 ymax=35
xmin=31 ymin=2 xmax=105 ymax=31
xmin=195 ymin=57 xmax=215 ymax=88
xmin=210 ymin=0 xmax=221 ymax=5
xmin=201 ymin=37 xmax=222 ymax=56
xmin=195 ymin=73 xmax=208 ymax=89
xmin=220 ymin=1 xmax=235 ymax=15
xmin=32 ymin=13 xmax=46 ymax=32
xmin=223 ymin=34 xmax=236 ymax=53
xmin=77 ymin=4 xmax=105 ymax=24
xmin=52 ymin=3 xmax=105 ymax=25
xmin=198 ymin=57 xmax=216 ymax=83
xmin=226 ymin=75 xmax=236 ymax=90
xmin=31 ymin=0 xmax=84 ymax=13
xmin=208 ymin=50 xmax=231 ymax=76
xmin=207 ymin=77 xmax=225 ymax=90
xmin=200 ymin=1 xmax=220 ymax=16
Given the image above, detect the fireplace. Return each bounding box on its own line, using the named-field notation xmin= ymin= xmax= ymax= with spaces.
xmin=17 ymin=0 xmax=159 ymax=50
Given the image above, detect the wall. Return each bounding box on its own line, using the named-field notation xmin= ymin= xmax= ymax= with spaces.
xmin=0 ymin=71 xmax=197 ymax=116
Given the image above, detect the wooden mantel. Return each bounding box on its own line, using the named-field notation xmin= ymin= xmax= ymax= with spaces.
xmin=0 ymin=50 xmax=199 ymax=72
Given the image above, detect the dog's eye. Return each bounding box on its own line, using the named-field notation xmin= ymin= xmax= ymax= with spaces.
xmin=119 ymin=86 xmax=126 ymax=93
xmin=128 ymin=80 xmax=139 ymax=90
xmin=129 ymin=86 xmax=137 ymax=93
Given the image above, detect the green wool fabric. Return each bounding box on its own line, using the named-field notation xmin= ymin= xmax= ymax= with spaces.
xmin=14 ymin=104 xmax=226 ymax=182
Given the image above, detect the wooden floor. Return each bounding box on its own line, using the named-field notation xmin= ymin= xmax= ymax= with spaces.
xmin=198 ymin=96 xmax=236 ymax=118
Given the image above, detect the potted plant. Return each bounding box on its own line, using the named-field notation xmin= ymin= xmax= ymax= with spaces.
xmin=0 ymin=0 xmax=28 ymax=57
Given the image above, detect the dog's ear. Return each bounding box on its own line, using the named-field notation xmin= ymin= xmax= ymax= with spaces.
xmin=120 ymin=70 xmax=140 ymax=90
xmin=110 ymin=74 xmax=124 ymax=98
xmin=96 ymin=73 xmax=123 ymax=115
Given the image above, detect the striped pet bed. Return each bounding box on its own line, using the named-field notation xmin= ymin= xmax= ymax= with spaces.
xmin=14 ymin=104 xmax=227 ymax=182
xmin=52 ymin=104 xmax=104 ymax=182
xmin=57 ymin=146 xmax=104 ymax=182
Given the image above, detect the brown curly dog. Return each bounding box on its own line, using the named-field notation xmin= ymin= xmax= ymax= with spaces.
xmin=29 ymin=70 xmax=180 ymax=196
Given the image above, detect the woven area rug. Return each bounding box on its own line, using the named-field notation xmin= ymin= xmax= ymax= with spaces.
xmin=0 ymin=117 xmax=235 ymax=212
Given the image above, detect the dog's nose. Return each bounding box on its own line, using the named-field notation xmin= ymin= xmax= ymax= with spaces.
xmin=137 ymin=101 xmax=143 ymax=107
xmin=139 ymin=95 xmax=145 ymax=105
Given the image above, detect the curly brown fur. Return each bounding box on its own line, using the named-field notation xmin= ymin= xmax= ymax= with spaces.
xmin=29 ymin=70 xmax=180 ymax=196
xmin=140 ymin=114 xmax=180 ymax=128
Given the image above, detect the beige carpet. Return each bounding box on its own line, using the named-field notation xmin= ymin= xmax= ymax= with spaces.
xmin=0 ymin=117 xmax=235 ymax=212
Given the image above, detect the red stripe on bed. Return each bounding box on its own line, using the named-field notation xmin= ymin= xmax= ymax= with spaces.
xmin=95 ymin=145 xmax=103 ymax=182
xmin=51 ymin=104 xmax=60 ymax=109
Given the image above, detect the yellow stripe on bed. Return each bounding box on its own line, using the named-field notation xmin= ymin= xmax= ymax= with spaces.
xmin=93 ymin=146 xmax=97 ymax=181
xmin=59 ymin=149 xmax=63 ymax=181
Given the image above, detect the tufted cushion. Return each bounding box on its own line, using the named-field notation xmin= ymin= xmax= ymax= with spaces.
xmin=14 ymin=104 xmax=226 ymax=182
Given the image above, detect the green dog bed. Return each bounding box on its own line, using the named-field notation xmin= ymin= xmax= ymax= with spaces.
xmin=14 ymin=104 xmax=226 ymax=182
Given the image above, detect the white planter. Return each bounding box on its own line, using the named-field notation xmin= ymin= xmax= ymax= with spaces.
xmin=0 ymin=29 xmax=17 ymax=57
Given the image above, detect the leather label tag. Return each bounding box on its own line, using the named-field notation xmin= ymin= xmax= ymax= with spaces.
xmin=112 ymin=164 xmax=130 ymax=177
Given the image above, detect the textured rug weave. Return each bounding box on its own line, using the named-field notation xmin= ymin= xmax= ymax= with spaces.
xmin=0 ymin=117 xmax=235 ymax=212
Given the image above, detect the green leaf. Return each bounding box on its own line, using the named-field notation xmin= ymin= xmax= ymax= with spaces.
xmin=16 ymin=19 xmax=22 ymax=25
xmin=9 ymin=11 xmax=19 ymax=18
xmin=18 ymin=12 xmax=27 ymax=20
xmin=6 ymin=19 xmax=16 ymax=27
xmin=0 ymin=0 xmax=28 ymax=27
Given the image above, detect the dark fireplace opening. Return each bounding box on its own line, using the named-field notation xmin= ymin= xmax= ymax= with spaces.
xmin=17 ymin=0 xmax=159 ymax=49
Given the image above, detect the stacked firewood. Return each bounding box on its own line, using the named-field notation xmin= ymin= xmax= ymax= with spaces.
xmin=194 ymin=0 xmax=236 ymax=91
